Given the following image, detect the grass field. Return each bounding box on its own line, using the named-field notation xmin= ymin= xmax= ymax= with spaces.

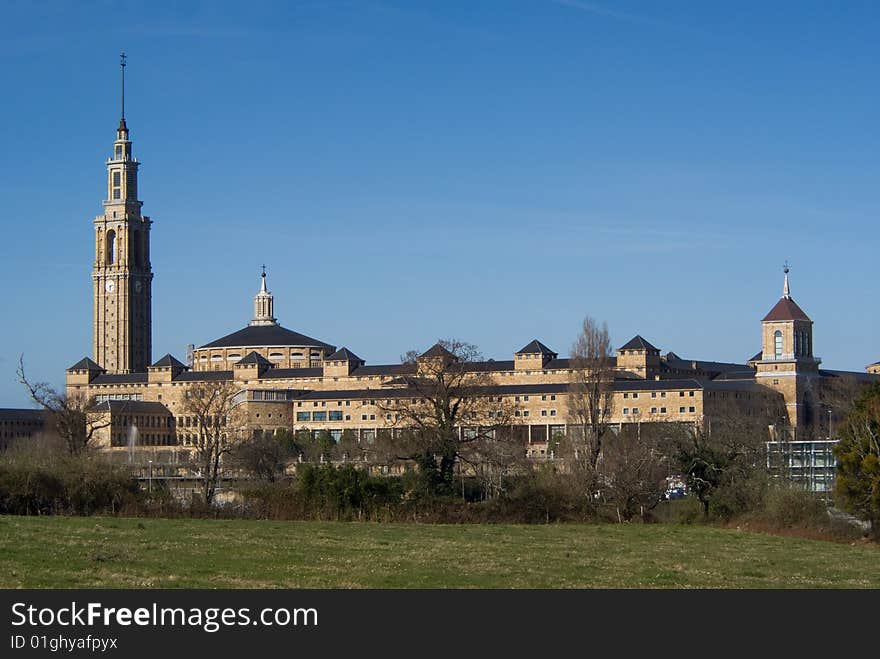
xmin=1 ymin=516 xmax=877 ymax=588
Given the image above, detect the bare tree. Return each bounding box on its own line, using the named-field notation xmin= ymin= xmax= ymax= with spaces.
xmin=598 ymin=423 xmax=673 ymax=522
xmin=376 ymin=339 xmax=519 ymax=496
xmin=17 ymin=356 xmax=109 ymax=455
xmin=180 ymin=380 xmax=244 ymax=505
xmin=566 ymin=317 xmax=615 ymax=471
xmin=230 ymin=430 xmax=288 ymax=482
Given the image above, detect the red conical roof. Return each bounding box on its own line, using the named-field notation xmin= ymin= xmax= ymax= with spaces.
xmin=762 ymin=297 xmax=811 ymax=322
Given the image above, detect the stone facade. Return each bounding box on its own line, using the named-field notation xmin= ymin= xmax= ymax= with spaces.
xmin=67 ymin=76 xmax=878 ymax=455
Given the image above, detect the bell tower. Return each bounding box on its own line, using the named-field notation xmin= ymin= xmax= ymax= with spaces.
xmin=755 ymin=264 xmax=819 ymax=431
xmin=250 ymin=266 xmax=278 ymax=327
xmin=92 ymin=53 xmax=153 ymax=373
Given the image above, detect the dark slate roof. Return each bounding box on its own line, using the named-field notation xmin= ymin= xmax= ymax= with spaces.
xmin=712 ymin=369 xmax=757 ymax=381
xmin=286 ymin=378 xmax=769 ymax=402
xmin=151 ymin=354 xmax=186 ymax=369
xmin=463 ymin=360 xmax=516 ymax=373
xmin=67 ymin=357 xmax=104 ymax=372
xmin=237 ymin=351 xmax=272 ymax=365
xmin=749 ymin=351 xmax=763 ymax=362
xmin=517 ymin=340 xmax=557 ymax=356
xmin=199 ymin=324 xmax=336 ymax=351
xmin=762 ymin=297 xmax=811 ymax=322
xmin=420 ymin=343 xmax=456 ymax=360
xmin=818 ymin=369 xmax=879 ymax=383
xmin=663 ymin=358 xmax=750 ymax=374
xmin=91 ymin=373 xmax=149 ymax=385
xmin=262 ymin=367 xmax=324 ymax=379
xmin=174 ymin=370 xmax=233 ymax=382
xmin=327 ymin=347 xmax=363 ymax=362
xmin=543 ymin=358 xmax=573 ymax=370
xmin=90 ymin=400 xmax=172 ymax=414
xmin=351 ymin=364 xmax=414 ymax=377
xmin=0 ymin=408 xmax=47 ymax=423
xmin=619 ymin=335 xmax=660 ymax=352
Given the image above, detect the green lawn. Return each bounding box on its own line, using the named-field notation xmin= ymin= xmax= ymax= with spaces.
xmin=0 ymin=515 xmax=877 ymax=588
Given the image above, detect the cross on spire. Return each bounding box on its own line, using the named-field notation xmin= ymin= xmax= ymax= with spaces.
xmin=783 ymin=260 xmax=791 ymax=298
xmin=120 ymin=52 xmax=127 ymax=122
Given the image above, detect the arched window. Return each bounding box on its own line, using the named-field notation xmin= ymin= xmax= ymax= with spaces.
xmin=106 ymin=230 xmax=116 ymax=265
xmin=133 ymin=230 xmax=142 ymax=267
xmin=774 ymin=330 xmax=783 ymax=359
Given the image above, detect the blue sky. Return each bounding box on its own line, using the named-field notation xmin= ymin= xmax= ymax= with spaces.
xmin=1 ymin=0 xmax=878 ymax=406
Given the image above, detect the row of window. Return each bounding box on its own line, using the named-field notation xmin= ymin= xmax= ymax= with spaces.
xmin=297 ymin=411 xmax=347 ymax=422
xmin=622 ymin=391 xmax=694 ymax=399
xmin=95 ymin=393 xmax=144 ymax=402
xmin=622 ymin=406 xmax=696 ymax=415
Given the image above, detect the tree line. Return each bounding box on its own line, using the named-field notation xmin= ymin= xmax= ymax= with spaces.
xmin=9 ymin=320 xmax=880 ymax=539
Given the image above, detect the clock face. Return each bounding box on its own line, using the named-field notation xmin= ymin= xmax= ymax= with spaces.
xmin=105 ymin=280 xmax=115 ymax=293
xmin=134 ymin=280 xmax=142 ymax=293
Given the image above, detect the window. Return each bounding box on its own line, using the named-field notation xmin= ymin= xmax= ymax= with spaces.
xmin=115 ymin=145 xmax=122 ymax=159
xmin=623 ymin=393 xmax=629 ymax=399
xmin=651 ymin=392 xmax=657 ymax=398
xmin=689 ymin=391 xmax=694 ymax=397
xmin=679 ymin=407 xmax=686 ymax=413
xmin=515 ymin=411 xmax=521 ymax=417
xmin=651 ymin=407 xmax=657 ymax=414
xmin=689 ymin=406 xmax=695 ymax=413
xmin=523 ymin=411 xmax=530 ymax=417
xmin=312 ymin=411 xmax=327 ymax=421
xmin=296 ymin=412 xmax=310 ymax=422
xmin=361 ymin=414 xmax=367 ymax=421
xmin=329 ymin=411 xmax=343 ymax=421
xmin=106 ymin=230 xmax=116 ymax=264
xmin=661 ymin=392 xmax=666 ymax=398
xmin=660 ymin=407 xmax=666 ymax=413
xmin=632 ymin=393 xmax=639 ymax=399
xmin=541 ymin=395 xmax=547 ymax=401
xmin=632 ymin=408 xmax=639 ymax=415
xmin=774 ymin=330 xmax=783 ymax=358
xmin=550 ymin=409 xmax=556 ymax=417
xmin=524 ymin=396 xmax=529 ymax=401
xmin=623 ymin=408 xmax=629 ymax=415
xmin=541 ymin=410 xmax=547 ymax=417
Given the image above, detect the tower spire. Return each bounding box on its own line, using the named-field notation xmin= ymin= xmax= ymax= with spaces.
xmin=783 ymin=261 xmax=791 ymax=299
xmin=120 ymin=52 xmax=126 ymax=122
xmin=118 ymin=52 xmax=128 ymax=133
xmin=250 ymin=267 xmax=277 ymax=326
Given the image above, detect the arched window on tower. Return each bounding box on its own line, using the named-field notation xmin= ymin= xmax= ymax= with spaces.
xmin=133 ymin=230 xmax=142 ymax=267
xmin=774 ymin=330 xmax=783 ymax=359
xmin=106 ymin=230 xmax=116 ymax=265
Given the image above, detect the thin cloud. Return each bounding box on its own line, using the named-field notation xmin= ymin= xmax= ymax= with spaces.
xmin=551 ymin=0 xmax=709 ymax=37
